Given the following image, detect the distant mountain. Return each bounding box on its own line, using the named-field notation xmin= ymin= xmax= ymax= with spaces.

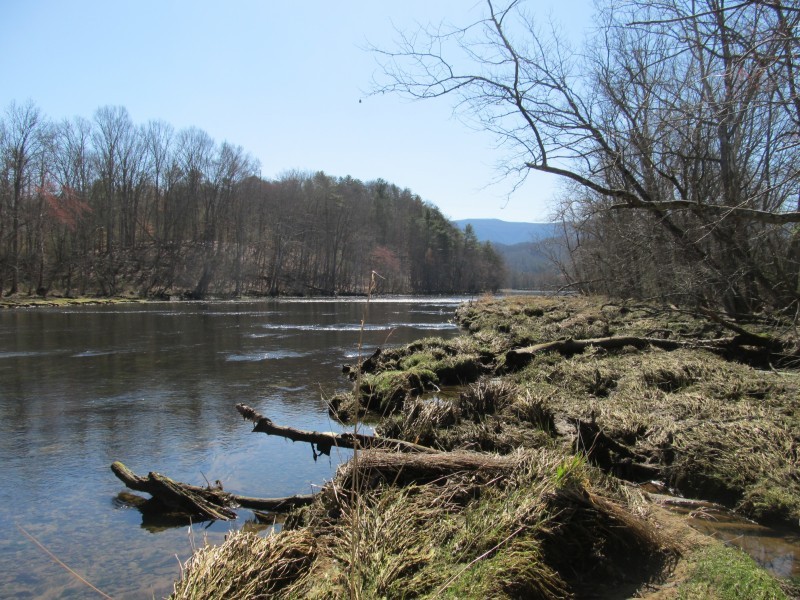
xmin=454 ymin=219 xmax=566 ymax=290
xmin=453 ymin=219 xmax=560 ymax=245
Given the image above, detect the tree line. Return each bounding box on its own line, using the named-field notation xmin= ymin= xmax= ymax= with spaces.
xmin=378 ymin=0 xmax=800 ymax=315
xmin=0 ymin=102 xmax=505 ymax=298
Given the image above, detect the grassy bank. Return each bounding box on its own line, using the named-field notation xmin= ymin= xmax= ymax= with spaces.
xmin=172 ymin=295 xmax=799 ymax=598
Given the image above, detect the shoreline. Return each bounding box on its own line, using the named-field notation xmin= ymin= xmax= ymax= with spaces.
xmin=0 ymin=291 xmax=488 ymax=310
xmin=161 ymin=294 xmax=799 ymax=598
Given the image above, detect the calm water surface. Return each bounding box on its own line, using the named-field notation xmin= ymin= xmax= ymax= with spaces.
xmin=0 ymin=297 xmax=464 ymax=599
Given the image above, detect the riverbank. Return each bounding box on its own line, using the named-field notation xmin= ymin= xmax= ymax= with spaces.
xmin=0 ymin=293 xmax=148 ymax=309
xmin=169 ymin=295 xmax=799 ymax=597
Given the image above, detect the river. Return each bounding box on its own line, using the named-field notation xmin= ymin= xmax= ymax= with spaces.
xmin=0 ymin=297 xmax=464 ymax=599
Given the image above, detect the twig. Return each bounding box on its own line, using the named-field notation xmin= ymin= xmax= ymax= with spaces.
xmin=16 ymin=523 xmax=114 ymax=599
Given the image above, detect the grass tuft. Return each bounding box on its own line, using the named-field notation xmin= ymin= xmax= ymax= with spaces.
xmin=170 ymin=528 xmax=315 ymax=599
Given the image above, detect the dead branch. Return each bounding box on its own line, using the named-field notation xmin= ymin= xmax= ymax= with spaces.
xmin=505 ymin=336 xmax=682 ymax=369
xmin=697 ymin=308 xmax=786 ymax=351
xmin=233 ymin=493 xmax=316 ymax=512
xmin=111 ymin=461 xmax=237 ymax=521
xmin=573 ymin=419 xmax=662 ymax=482
xmin=235 ymin=403 xmax=439 ymax=454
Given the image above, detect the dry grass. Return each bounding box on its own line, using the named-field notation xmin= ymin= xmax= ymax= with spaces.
xmin=510 ymin=316 xmax=800 ymax=524
xmin=293 ymin=448 xmax=671 ymax=599
xmin=172 ymin=448 xmax=674 ymax=599
xmin=170 ymin=528 xmax=315 ymax=599
xmin=376 ymin=378 xmax=555 ymax=453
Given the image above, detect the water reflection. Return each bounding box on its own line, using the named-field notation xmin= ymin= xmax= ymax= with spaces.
xmin=0 ymin=297 xmax=463 ymax=599
xmin=657 ymin=498 xmax=800 ymax=579
xmin=685 ymin=508 xmax=800 ymax=579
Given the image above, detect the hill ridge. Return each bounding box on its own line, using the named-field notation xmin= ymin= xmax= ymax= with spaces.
xmin=453 ymin=218 xmax=559 ymax=245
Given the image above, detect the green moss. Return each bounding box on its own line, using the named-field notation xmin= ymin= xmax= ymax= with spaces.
xmin=399 ymin=351 xmax=439 ymax=370
xmin=368 ymin=338 xmax=486 ymax=406
xmin=677 ymin=544 xmax=788 ymax=600
xmin=739 ymin=483 xmax=800 ymax=525
xmin=359 ymin=368 xmax=438 ymax=412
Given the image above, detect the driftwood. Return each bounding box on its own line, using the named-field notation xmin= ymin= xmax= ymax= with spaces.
xmin=235 ymin=408 xmax=662 ymax=489
xmin=111 ymin=462 xmax=236 ymax=520
xmin=236 ymin=403 xmax=439 ymax=455
xmin=111 ymin=462 xmax=315 ymax=521
xmin=234 ymin=493 xmax=317 ymax=512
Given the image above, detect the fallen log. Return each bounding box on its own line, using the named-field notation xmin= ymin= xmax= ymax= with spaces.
xmin=111 ymin=462 xmax=315 ymax=521
xmin=111 ymin=462 xmax=236 ymax=520
xmin=336 ymin=449 xmax=517 ymax=489
xmin=504 ymin=334 xmax=770 ymax=370
xmin=697 ymin=308 xmax=789 ymax=353
xmin=234 ymin=493 xmax=316 ymax=512
xmin=236 ymin=403 xmax=439 ymax=454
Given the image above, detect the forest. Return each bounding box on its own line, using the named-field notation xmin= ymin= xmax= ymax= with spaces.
xmin=0 ymin=103 xmax=505 ymax=299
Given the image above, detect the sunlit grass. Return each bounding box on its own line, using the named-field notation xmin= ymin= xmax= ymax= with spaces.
xmin=677 ymin=544 xmax=788 ymax=600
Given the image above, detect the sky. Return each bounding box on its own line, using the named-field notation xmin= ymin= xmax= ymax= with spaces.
xmin=1 ymin=1 xmax=593 ymax=223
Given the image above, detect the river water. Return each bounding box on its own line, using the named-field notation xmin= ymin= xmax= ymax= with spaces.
xmin=0 ymin=297 xmax=464 ymax=599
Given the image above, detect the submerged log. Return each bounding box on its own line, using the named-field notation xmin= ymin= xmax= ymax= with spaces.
xmin=111 ymin=462 xmax=315 ymax=521
xmin=236 ymin=403 xmax=438 ymax=454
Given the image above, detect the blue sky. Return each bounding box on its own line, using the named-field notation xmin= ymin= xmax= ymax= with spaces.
xmin=2 ymin=1 xmax=593 ymax=222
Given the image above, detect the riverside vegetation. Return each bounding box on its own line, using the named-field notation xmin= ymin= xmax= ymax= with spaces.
xmin=165 ymin=295 xmax=800 ymax=599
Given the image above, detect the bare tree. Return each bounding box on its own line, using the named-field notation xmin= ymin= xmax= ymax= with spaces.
xmin=2 ymin=100 xmax=45 ymax=295
xmin=51 ymin=117 xmax=95 ymax=294
xmin=53 ymin=117 xmax=95 ymax=194
xmin=91 ymin=106 xmax=149 ymax=294
xmin=142 ymin=120 xmax=174 ymax=240
xmin=375 ymin=0 xmax=800 ymax=312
